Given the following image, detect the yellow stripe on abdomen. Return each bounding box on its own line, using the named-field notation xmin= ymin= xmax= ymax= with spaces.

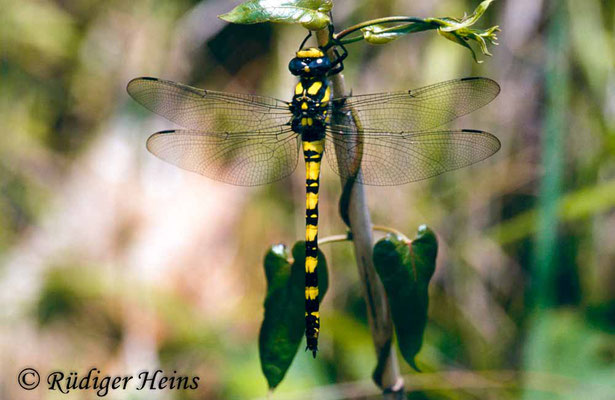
xmin=305 ymin=256 xmax=318 ymax=273
xmin=305 ymin=286 xmax=319 ymax=300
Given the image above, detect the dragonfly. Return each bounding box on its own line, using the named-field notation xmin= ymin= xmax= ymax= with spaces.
xmin=127 ymin=45 xmax=500 ymax=357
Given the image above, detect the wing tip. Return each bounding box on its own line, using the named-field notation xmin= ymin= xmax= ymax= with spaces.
xmin=128 ymin=76 xmax=159 ymax=83
xmin=126 ymin=76 xmax=161 ymax=93
xmin=146 ymin=129 xmax=175 ymax=148
xmin=461 ymin=129 xmax=502 ymax=149
xmin=460 ymin=76 xmax=501 ymax=96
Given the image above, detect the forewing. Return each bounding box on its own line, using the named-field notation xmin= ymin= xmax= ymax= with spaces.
xmin=127 ymin=77 xmax=292 ymax=132
xmin=325 ymin=129 xmax=500 ymax=186
xmin=147 ymin=129 xmax=300 ymax=186
xmin=330 ymin=77 xmax=500 ymax=133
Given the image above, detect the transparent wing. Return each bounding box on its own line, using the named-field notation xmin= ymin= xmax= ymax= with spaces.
xmin=147 ymin=129 xmax=300 ymax=186
xmin=330 ymin=77 xmax=500 ymax=133
xmin=325 ymin=129 xmax=501 ymax=186
xmin=127 ymin=77 xmax=292 ymax=132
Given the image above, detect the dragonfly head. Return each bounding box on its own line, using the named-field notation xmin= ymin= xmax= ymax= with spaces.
xmin=289 ymin=48 xmax=332 ymax=77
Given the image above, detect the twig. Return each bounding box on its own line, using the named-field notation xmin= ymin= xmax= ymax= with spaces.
xmin=318 ymin=233 xmax=351 ymax=246
xmin=334 ymin=16 xmax=427 ymax=43
xmin=315 ymin=28 xmax=404 ymax=399
xmin=318 ymin=225 xmax=411 ymax=247
xmin=372 ymin=225 xmax=411 ymax=242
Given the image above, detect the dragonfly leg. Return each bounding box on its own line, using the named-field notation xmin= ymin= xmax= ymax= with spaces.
xmin=321 ymin=25 xmax=348 ymax=76
xmin=327 ymin=45 xmax=348 ymax=76
xmin=299 ymin=31 xmax=313 ymax=50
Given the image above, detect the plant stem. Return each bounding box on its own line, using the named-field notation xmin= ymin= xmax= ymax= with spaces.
xmin=318 ymin=233 xmax=351 ymax=246
xmin=319 ymin=226 xmax=411 ymax=247
xmin=372 ymin=225 xmax=411 ymax=242
xmin=316 ymin=28 xmax=404 ymax=399
xmin=334 ymin=16 xmax=426 ymax=42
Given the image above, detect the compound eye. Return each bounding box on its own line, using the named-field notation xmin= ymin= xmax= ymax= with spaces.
xmin=310 ymin=57 xmax=331 ymax=73
xmin=288 ymin=58 xmax=303 ymax=75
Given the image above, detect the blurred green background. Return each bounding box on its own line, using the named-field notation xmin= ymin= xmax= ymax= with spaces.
xmin=1 ymin=0 xmax=614 ymax=399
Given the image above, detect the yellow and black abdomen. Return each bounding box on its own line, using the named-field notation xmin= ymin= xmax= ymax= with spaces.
xmin=303 ymin=138 xmax=323 ymax=356
xmin=290 ymin=71 xmax=331 ymax=357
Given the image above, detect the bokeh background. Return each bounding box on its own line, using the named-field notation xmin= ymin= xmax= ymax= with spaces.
xmin=1 ymin=0 xmax=614 ymax=399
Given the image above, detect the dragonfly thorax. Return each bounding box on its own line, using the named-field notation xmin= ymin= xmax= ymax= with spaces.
xmin=290 ymin=76 xmax=330 ymax=139
xmin=288 ymin=47 xmax=332 ymax=139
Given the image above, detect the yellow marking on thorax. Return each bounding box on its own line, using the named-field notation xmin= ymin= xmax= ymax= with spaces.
xmin=305 ymin=256 xmax=318 ymax=273
xmin=306 ymin=192 xmax=318 ymax=209
xmin=297 ymin=48 xmax=324 ymax=58
xmin=308 ymin=81 xmax=323 ymax=95
xmin=301 ymin=102 xmax=308 ymax=110
xmin=295 ymin=82 xmax=303 ymax=95
xmin=322 ymin=87 xmax=330 ymax=103
xmin=305 ymin=286 xmax=319 ymax=300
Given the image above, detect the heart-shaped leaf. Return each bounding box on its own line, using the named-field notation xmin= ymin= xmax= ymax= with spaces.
xmin=259 ymin=241 xmax=329 ymax=389
xmin=219 ymin=0 xmax=333 ymax=31
xmin=373 ymin=225 xmax=438 ymax=370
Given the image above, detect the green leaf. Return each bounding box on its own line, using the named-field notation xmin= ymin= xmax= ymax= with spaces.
xmin=258 ymin=241 xmax=329 ymax=389
xmin=219 ymin=0 xmax=333 ymax=31
xmin=362 ymin=22 xmax=435 ymax=45
xmin=438 ymin=0 xmax=494 ymax=33
xmin=425 ymin=0 xmax=500 ymax=62
xmin=437 ymin=29 xmax=481 ymax=63
xmin=373 ymin=225 xmax=438 ymax=370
